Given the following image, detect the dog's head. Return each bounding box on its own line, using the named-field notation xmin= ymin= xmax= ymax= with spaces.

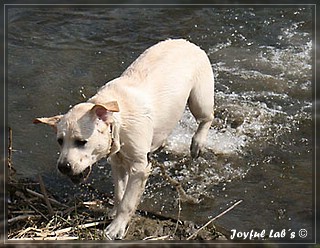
xmin=34 ymin=101 xmax=120 ymax=184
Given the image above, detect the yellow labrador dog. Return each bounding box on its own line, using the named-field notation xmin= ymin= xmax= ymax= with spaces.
xmin=34 ymin=39 xmax=214 ymax=239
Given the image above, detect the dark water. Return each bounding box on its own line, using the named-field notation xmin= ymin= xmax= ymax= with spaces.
xmin=7 ymin=7 xmax=314 ymax=242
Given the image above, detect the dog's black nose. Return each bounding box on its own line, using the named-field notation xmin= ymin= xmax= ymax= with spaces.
xmin=58 ymin=162 xmax=72 ymax=175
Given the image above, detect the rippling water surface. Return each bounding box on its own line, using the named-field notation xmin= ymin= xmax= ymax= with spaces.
xmin=7 ymin=6 xmax=314 ymax=240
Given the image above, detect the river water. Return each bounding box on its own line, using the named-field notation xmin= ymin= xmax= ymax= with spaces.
xmin=7 ymin=6 xmax=314 ymax=242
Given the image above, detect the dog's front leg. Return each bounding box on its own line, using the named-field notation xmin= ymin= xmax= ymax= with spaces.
xmin=109 ymin=165 xmax=129 ymax=218
xmin=109 ymin=162 xmax=129 ymax=218
xmin=105 ymin=157 xmax=150 ymax=240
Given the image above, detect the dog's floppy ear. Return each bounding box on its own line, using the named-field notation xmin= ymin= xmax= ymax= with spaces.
xmin=33 ymin=115 xmax=63 ymax=131
xmin=91 ymin=101 xmax=121 ymax=154
xmin=91 ymin=101 xmax=119 ymax=123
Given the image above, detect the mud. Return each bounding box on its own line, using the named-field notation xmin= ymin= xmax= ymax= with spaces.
xmin=124 ymin=214 xmax=223 ymax=240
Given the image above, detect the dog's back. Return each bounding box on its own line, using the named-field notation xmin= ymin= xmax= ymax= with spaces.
xmin=125 ymin=39 xmax=214 ymax=152
xmin=90 ymin=39 xmax=214 ymax=152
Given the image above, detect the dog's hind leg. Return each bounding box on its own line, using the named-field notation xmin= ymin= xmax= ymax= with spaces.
xmin=188 ymin=77 xmax=214 ymax=158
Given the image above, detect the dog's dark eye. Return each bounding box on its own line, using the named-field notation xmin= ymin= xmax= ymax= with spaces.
xmin=57 ymin=138 xmax=63 ymax=146
xmin=74 ymin=139 xmax=87 ymax=147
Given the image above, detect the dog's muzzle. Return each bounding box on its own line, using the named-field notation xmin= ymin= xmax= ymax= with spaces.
xmin=58 ymin=162 xmax=92 ymax=184
xmin=58 ymin=162 xmax=72 ymax=175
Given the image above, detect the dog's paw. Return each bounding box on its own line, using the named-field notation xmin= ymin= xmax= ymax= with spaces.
xmin=190 ymin=138 xmax=203 ymax=158
xmin=104 ymin=218 xmax=128 ymax=240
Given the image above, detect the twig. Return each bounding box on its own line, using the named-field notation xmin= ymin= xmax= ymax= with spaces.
xmin=123 ymin=221 xmax=132 ymax=239
xmin=158 ymin=163 xmax=199 ymax=204
xmin=8 ymin=127 xmax=16 ymax=177
xmin=25 ymin=188 xmax=68 ymax=208
xmin=173 ymin=196 xmax=182 ymax=237
xmin=15 ymin=191 xmax=48 ymax=221
xmin=187 ymin=199 xmax=243 ymax=240
xmin=11 ymin=210 xmax=35 ymax=214
xmin=50 ymin=221 xmax=105 ymax=236
xmin=9 ymin=236 xmax=79 ymax=240
xmin=143 ymin=235 xmax=171 ymax=240
xmin=38 ymin=174 xmax=54 ymax=215
xmin=8 ymin=215 xmax=42 ymax=224
xmin=14 ymin=227 xmax=42 ymax=239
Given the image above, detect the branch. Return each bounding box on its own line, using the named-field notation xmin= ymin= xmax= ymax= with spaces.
xmin=187 ymin=199 xmax=243 ymax=240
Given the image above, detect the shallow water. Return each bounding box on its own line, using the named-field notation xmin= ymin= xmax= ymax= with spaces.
xmin=7 ymin=6 xmax=314 ymax=241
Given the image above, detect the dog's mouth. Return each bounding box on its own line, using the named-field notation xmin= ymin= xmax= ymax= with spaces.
xmin=69 ymin=166 xmax=92 ymax=184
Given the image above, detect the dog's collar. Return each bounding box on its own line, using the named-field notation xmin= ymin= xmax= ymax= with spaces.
xmin=106 ymin=123 xmax=114 ymax=158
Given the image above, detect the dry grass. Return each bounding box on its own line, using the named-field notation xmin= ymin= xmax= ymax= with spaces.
xmin=8 ymin=177 xmax=111 ymax=240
